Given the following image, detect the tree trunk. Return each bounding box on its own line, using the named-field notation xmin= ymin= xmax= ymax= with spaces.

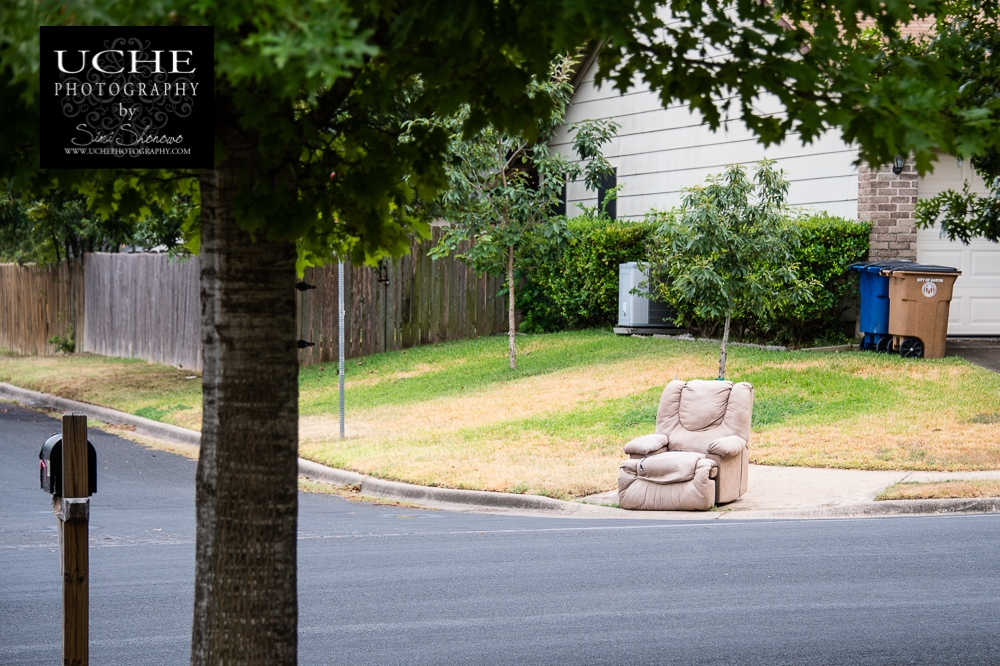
xmin=192 ymin=142 xmax=299 ymax=665
xmin=718 ymin=314 xmax=731 ymax=380
xmin=507 ymin=244 xmax=516 ymax=370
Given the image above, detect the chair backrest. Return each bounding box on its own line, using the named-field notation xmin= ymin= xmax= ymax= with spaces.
xmin=654 ymin=379 xmax=754 ymax=454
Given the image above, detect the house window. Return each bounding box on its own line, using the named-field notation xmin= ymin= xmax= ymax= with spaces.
xmin=552 ymin=181 xmax=567 ymax=217
xmin=597 ymin=169 xmax=617 ymax=220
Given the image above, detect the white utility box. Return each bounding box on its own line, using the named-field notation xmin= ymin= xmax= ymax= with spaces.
xmin=618 ymin=262 xmax=675 ymax=328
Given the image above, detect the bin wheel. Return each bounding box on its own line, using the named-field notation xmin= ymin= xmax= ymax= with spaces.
xmin=875 ymin=336 xmax=893 ymax=353
xmin=899 ymin=337 xmax=924 ymax=358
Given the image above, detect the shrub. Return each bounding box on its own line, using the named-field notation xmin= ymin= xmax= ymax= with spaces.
xmin=518 ymin=215 xmax=655 ymax=332
xmin=517 ymin=209 xmax=870 ymax=346
xmin=763 ymin=213 xmax=871 ymax=343
xmin=47 ymin=324 xmax=75 ymax=354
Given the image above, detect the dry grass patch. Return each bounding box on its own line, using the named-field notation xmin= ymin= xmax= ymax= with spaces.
xmin=754 ymin=412 xmax=1000 ymax=470
xmin=752 ymin=359 xmax=830 ymax=372
xmin=301 ymin=430 xmax=622 ymax=499
xmin=0 ymin=354 xmax=203 ymax=428
xmin=876 ymin=479 xmax=1000 ymax=501
xmin=300 ymin=356 xmax=713 ymax=442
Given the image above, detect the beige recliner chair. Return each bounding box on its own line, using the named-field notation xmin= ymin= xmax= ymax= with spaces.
xmin=618 ymin=379 xmax=753 ymax=511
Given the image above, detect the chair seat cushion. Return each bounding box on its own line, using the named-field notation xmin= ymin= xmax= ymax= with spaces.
xmin=632 ymin=451 xmax=709 ymax=485
xmin=618 ymin=454 xmax=717 ymax=511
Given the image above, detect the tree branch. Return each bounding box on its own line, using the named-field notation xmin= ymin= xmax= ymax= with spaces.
xmin=301 ymin=15 xmax=394 ymax=133
xmin=306 ymin=71 xmax=364 ymax=131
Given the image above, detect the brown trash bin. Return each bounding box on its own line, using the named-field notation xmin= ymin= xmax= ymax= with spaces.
xmin=882 ymin=265 xmax=961 ymax=359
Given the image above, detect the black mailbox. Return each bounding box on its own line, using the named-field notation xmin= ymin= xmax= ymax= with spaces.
xmin=39 ymin=433 xmax=97 ymax=496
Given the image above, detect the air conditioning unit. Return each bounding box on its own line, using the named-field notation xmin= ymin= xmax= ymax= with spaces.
xmin=617 ymin=262 xmax=677 ymax=329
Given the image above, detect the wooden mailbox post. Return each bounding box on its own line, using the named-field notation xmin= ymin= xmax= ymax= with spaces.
xmin=41 ymin=412 xmax=93 ymax=666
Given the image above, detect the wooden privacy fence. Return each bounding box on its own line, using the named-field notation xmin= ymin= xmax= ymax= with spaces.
xmin=0 ymin=261 xmax=83 ymax=356
xmin=1 ymin=230 xmax=506 ymax=369
xmin=296 ymin=227 xmax=508 ymax=364
xmin=80 ymin=252 xmax=202 ymax=369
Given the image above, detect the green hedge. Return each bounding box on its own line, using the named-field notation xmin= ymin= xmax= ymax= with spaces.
xmin=518 ymin=216 xmax=655 ymax=333
xmin=518 ymin=213 xmax=870 ymax=345
xmin=760 ymin=213 xmax=871 ymax=343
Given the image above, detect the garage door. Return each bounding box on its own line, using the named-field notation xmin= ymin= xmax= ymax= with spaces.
xmin=917 ymin=155 xmax=1000 ymax=335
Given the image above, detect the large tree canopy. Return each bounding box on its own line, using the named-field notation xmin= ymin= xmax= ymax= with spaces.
xmin=594 ymin=0 xmax=998 ymax=176
xmin=2 ymin=0 xmax=646 ymax=262
xmin=912 ymin=0 xmax=1000 ymax=243
xmin=3 ymin=1 xmax=995 ymax=258
xmin=1 ymin=1 xmax=990 ymax=663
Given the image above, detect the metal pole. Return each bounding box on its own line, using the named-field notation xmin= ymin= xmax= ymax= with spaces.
xmin=338 ymin=260 xmax=345 ymax=438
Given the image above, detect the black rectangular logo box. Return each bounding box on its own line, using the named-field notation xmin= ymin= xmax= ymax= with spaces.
xmin=40 ymin=26 xmax=214 ymax=169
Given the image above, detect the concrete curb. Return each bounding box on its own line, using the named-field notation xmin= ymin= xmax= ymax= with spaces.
xmin=296 ymin=459 xmax=573 ymax=512
xmin=5 ymin=382 xmax=1000 ymax=520
xmin=718 ymin=498 xmax=1000 ymax=521
xmin=0 ymin=382 xmax=200 ymax=447
xmin=0 ymin=382 xmax=578 ymax=514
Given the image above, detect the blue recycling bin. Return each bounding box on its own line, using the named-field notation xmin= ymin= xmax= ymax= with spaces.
xmin=848 ymin=260 xmax=916 ymax=351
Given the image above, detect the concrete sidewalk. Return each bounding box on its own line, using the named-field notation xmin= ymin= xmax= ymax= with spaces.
xmin=4 ymin=381 xmax=1000 ymax=521
xmin=580 ymin=465 xmax=1000 ymax=513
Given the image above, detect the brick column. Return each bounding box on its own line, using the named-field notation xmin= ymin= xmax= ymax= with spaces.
xmin=858 ymin=161 xmax=919 ymax=260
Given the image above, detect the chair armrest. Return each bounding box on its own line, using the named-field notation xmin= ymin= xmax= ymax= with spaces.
xmin=623 ymin=433 xmax=670 ymax=457
xmin=707 ymin=435 xmax=746 ymax=458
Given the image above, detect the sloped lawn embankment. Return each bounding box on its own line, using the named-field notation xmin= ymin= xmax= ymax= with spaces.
xmin=2 ymin=330 xmax=998 ymax=499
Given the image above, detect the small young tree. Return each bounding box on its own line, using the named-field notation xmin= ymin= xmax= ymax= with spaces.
xmin=430 ymin=56 xmax=618 ymax=369
xmin=648 ymin=160 xmax=815 ymax=379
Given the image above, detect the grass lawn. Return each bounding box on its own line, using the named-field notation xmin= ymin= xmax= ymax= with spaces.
xmin=2 ymin=330 xmax=999 ymax=499
xmin=0 ymin=352 xmax=205 ymax=430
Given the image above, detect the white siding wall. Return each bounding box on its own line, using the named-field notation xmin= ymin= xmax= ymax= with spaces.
xmin=551 ymin=58 xmax=860 ymax=220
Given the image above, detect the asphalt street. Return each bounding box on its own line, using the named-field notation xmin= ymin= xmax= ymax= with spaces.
xmin=2 ymin=403 xmax=1000 ymax=665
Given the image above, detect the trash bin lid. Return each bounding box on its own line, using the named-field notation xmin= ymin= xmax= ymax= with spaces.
xmin=848 ymin=260 xmax=917 ymax=274
xmin=880 ymin=263 xmax=961 ymax=276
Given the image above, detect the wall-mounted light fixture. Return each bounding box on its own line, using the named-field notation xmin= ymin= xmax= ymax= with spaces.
xmin=892 ymin=155 xmax=905 ymax=175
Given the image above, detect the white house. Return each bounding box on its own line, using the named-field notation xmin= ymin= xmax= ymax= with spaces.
xmin=550 ymin=54 xmax=1000 ymax=336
